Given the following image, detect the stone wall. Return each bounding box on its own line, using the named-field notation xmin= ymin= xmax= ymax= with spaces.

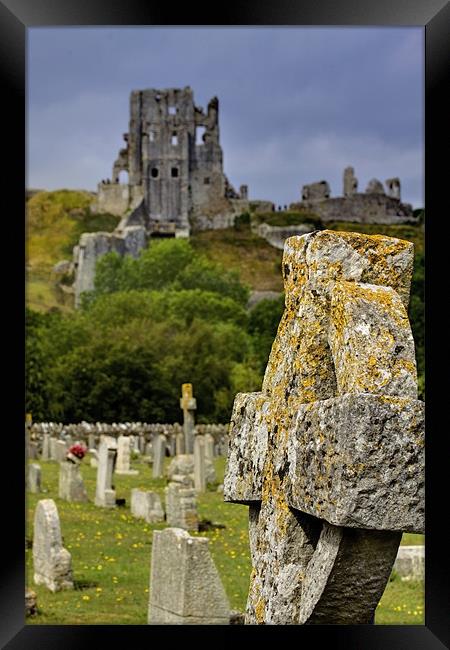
xmin=290 ymin=193 xmax=416 ymax=225
xmin=93 ymin=183 xmax=130 ymax=216
xmin=73 ymin=226 xmax=147 ymax=306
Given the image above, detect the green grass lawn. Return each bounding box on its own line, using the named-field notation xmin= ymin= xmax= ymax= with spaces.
xmin=26 ymin=456 xmax=424 ymax=625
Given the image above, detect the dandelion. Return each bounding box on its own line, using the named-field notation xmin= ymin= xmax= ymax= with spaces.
xmin=96 ymin=587 xmax=102 ymax=593
xmin=97 ymin=565 xmax=103 ymax=570
xmin=82 ymin=595 xmax=90 ymax=601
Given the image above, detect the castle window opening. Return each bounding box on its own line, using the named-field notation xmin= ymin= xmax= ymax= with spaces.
xmin=168 ymin=105 xmax=177 ymax=115
xmin=171 ymin=167 xmax=179 ymax=178
xmin=196 ymin=126 xmax=206 ymax=145
xmin=204 ymin=177 xmax=210 ymax=185
xmin=151 ymin=167 xmax=159 ymax=179
xmin=171 ymin=133 xmax=178 ymax=146
xmin=149 ymin=131 xmax=155 ymax=142
xmin=118 ymin=170 xmax=129 ymax=184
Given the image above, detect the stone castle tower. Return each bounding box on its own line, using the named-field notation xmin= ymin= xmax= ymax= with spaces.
xmin=94 ymin=86 xmax=245 ymax=237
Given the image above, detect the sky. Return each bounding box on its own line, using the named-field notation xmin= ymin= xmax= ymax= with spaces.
xmin=27 ymin=27 xmax=424 ymax=208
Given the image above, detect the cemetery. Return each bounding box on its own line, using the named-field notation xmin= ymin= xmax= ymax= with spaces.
xmin=25 ymin=232 xmax=425 ymax=626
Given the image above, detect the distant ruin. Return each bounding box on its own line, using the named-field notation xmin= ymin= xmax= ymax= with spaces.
xmin=290 ymin=166 xmax=415 ymax=225
xmin=92 ymin=86 xmax=249 ymax=235
xmin=72 ymin=86 xmax=254 ymax=306
xmin=70 ymin=88 xmax=420 ymax=307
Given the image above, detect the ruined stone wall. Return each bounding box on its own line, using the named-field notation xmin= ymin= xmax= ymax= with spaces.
xmin=73 ymin=226 xmax=147 ymax=307
xmin=290 ymin=193 xmax=416 ymax=225
xmin=93 ymin=183 xmax=130 ymax=216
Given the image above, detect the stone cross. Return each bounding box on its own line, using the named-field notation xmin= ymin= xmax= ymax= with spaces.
xmin=148 ymin=528 xmax=230 ymax=624
xmin=95 ymin=435 xmax=117 ymax=507
xmin=224 ymin=231 xmax=424 ymax=625
xmin=180 ymin=383 xmax=197 ymax=454
xmin=33 ymin=499 xmax=73 ymax=592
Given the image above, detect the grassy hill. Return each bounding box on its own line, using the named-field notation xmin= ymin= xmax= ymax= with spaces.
xmin=25 ymin=191 xmax=424 ymax=312
xmin=26 ymin=190 xmax=120 ymax=312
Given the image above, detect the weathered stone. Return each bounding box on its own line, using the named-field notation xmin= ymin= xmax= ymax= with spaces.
xmin=148 ymin=528 xmax=230 ymax=624
xmin=366 ymin=178 xmax=385 ymax=194
xmin=204 ymin=432 xmax=215 ymax=460
xmin=167 ymin=453 xmax=215 ymax=486
xmin=152 ymin=433 xmax=166 ymax=479
xmin=89 ymin=449 xmax=98 ymax=468
xmin=393 ymin=545 xmax=424 ymax=581
xmin=33 ymin=499 xmax=73 ymax=592
xmin=116 ymin=435 xmax=139 ymax=475
xmin=28 ymin=441 xmax=39 ymax=460
xmin=194 ymin=434 xmax=206 ymax=492
xmin=165 ymin=482 xmax=199 ymax=531
xmin=131 ymin=489 xmax=164 ymax=523
xmin=49 ymin=438 xmax=59 ymax=460
xmin=59 ymin=461 xmax=88 ymax=503
xmin=54 ymin=440 xmax=67 ymax=462
xmin=41 ymin=434 xmax=51 ymax=460
xmin=180 ymin=383 xmax=196 ymax=454
xmin=95 ymin=435 xmax=117 ymax=507
xmin=386 ymin=177 xmax=401 ymax=200
xmin=224 ymin=230 xmax=424 ymax=625
xmin=28 ymin=464 xmax=41 ymax=493
xmin=301 ymin=180 xmax=330 ymax=201
xmin=343 ymin=166 xmax=358 ymax=197
xmin=291 ymin=167 xmax=415 ymax=225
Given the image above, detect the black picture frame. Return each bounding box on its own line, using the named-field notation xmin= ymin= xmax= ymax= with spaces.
xmin=3 ymin=0 xmax=448 ymax=646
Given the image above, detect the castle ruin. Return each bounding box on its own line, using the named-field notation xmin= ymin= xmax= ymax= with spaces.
xmin=92 ymin=86 xmax=249 ymax=235
xmin=73 ymin=87 xmax=252 ymax=305
xmin=70 ymin=87 xmax=420 ymax=307
xmin=290 ymin=166 xmax=415 ymax=225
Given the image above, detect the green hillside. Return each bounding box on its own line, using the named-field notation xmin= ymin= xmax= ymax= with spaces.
xmin=26 ymin=190 xmax=120 ymax=312
xmin=25 ymin=191 xmax=424 ymax=313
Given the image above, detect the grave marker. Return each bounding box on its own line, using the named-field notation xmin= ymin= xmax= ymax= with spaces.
xmin=224 ymin=231 xmax=425 ymax=624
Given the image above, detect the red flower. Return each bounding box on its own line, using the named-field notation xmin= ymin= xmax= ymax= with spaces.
xmin=68 ymin=444 xmax=87 ymax=460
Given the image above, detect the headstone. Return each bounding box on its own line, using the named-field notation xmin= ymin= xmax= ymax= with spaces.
xmin=131 ymin=489 xmax=164 ymax=523
xmin=152 ymin=434 xmax=166 ymax=479
xmin=167 ymin=453 xmax=215 ymax=486
xmin=224 ymin=230 xmax=425 ymax=624
xmin=59 ymin=460 xmax=88 ymax=502
xmin=180 ymin=383 xmax=197 ymax=454
xmin=393 ymin=546 xmax=424 ymax=581
xmin=193 ymin=434 xmax=206 ymax=493
xmin=28 ymin=464 xmax=41 ymax=493
xmin=28 ymin=441 xmax=39 ymax=460
xmin=148 ymin=528 xmax=230 ymax=624
xmin=144 ymin=442 xmax=152 ymax=458
xmin=165 ymin=482 xmax=199 ymax=531
xmin=89 ymin=449 xmax=98 ymax=468
xmin=138 ymin=435 xmax=145 ymax=454
xmin=88 ymin=433 xmax=96 ymax=450
xmin=49 ymin=438 xmax=58 ymax=460
xmin=204 ymin=433 xmax=215 ymax=460
xmin=33 ymin=499 xmax=73 ymax=592
xmin=54 ymin=440 xmax=67 ymax=462
xmin=95 ymin=435 xmax=117 ymax=507
xmin=116 ymin=435 xmax=139 ymax=475
xmin=41 ymin=434 xmax=51 ymax=460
